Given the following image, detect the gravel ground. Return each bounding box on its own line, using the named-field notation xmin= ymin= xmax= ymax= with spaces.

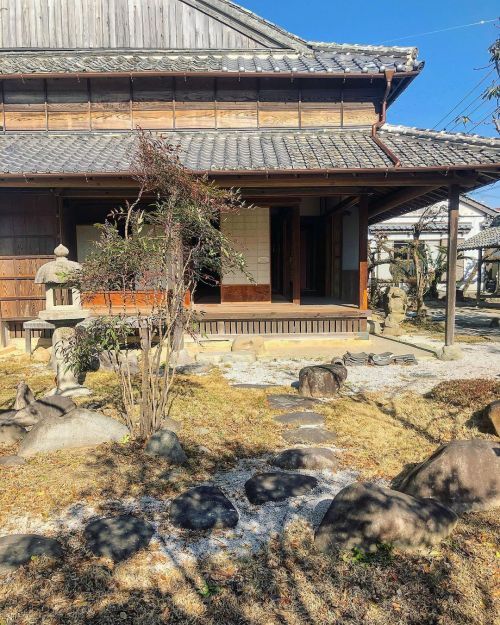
xmin=3 ymin=456 xmax=358 ymax=566
xmin=222 ymin=339 xmax=500 ymax=395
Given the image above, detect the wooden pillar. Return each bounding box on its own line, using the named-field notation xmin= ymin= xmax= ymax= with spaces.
xmin=476 ymin=248 xmax=483 ymax=305
xmin=292 ymin=206 xmax=301 ymax=305
xmin=445 ymin=185 xmax=460 ymax=346
xmin=358 ymin=197 xmax=369 ymax=310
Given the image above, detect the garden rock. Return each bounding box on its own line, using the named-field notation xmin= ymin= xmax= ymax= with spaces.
xmin=14 ymin=382 xmax=34 ymax=410
xmin=99 ymin=351 xmax=140 ymax=375
xmin=315 ymin=483 xmax=457 ymax=553
xmin=170 ymin=485 xmax=239 ymax=530
xmin=0 ymin=455 xmax=26 ymax=467
xmin=272 ymin=448 xmax=338 ymax=471
xmin=267 ymin=394 xmax=318 ymax=410
xmin=274 ymin=412 xmax=325 ymax=427
xmin=12 ymin=395 xmax=76 ymax=428
xmin=145 ymin=430 xmax=187 ymax=464
xmin=282 ymin=428 xmax=336 ymax=444
xmin=19 ymin=408 xmax=129 ymax=457
xmin=231 ymin=336 xmax=265 ymax=356
xmin=84 ymin=515 xmax=154 ymax=562
xmin=245 ymin=472 xmax=318 ymax=505
xmin=0 ymin=534 xmax=63 ymax=574
xmin=485 ymin=400 xmax=500 ymax=436
xmin=395 ymin=439 xmax=500 ymax=513
xmin=299 ymin=364 xmax=347 ymax=398
xmin=0 ymin=424 xmax=27 ymax=446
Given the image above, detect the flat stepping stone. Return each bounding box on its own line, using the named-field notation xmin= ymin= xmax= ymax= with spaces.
xmin=170 ymin=485 xmax=239 ymax=530
xmin=0 ymin=455 xmax=26 ymax=467
xmin=245 ymin=472 xmax=318 ymax=505
xmin=267 ymin=394 xmax=319 ymax=410
xmin=0 ymin=534 xmax=63 ymax=574
xmin=272 ymin=448 xmax=338 ymax=471
xmin=282 ymin=428 xmax=336 ymax=444
xmin=84 ymin=515 xmax=154 ymax=562
xmin=274 ymin=412 xmax=324 ymax=427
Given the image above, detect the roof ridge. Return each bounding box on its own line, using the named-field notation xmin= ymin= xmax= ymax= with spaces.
xmin=381 ymin=124 xmax=500 ymax=147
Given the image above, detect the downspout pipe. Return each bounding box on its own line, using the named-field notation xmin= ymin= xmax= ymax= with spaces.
xmin=371 ymin=69 xmax=401 ymax=168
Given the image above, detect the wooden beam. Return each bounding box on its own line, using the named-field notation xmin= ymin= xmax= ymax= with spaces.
xmin=358 ymin=197 xmax=369 ymax=311
xmin=476 ymin=248 xmax=483 ymax=304
xmin=445 ymin=185 xmax=460 ymax=346
xmin=369 ymin=186 xmax=441 ymax=218
xmin=292 ymin=206 xmax=301 ymax=305
xmin=325 ymin=195 xmax=360 ymax=216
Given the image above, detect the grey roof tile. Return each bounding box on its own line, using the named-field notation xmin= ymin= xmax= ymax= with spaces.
xmin=458 ymin=226 xmax=500 ymax=250
xmin=0 ymin=126 xmax=498 ymax=176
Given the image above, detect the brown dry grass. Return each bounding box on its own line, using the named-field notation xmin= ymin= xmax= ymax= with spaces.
xmin=0 ymin=357 xmax=499 ymax=625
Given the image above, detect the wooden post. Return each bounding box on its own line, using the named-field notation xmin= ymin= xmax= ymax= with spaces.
xmin=292 ymin=206 xmax=301 ymax=305
xmin=476 ymin=248 xmax=483 ymax=305
xmin=358 ymin=197 xmax=369 ymax=310
xmin=445 ymin=185 xmax=460 ymax=346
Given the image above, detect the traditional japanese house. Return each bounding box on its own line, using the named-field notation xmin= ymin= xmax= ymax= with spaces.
xmin=0 ymin=0 xmax=499 ymax=346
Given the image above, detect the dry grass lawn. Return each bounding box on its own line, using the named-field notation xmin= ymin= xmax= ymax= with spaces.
xmin=0 ymin=356 xmax=499 ymax=625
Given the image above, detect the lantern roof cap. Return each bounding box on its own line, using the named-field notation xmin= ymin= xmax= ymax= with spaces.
xmin=35 ymin=245 xmax=81 ymax=285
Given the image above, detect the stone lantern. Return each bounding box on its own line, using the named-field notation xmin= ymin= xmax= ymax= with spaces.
xmin=33 ymin=244 xmax=91 ymax=397
xmin=35 ymin=244 xmax=88 ymax=322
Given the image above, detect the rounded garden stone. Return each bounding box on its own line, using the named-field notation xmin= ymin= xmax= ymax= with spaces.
xmin=315 ymin=483 xmax=458 ymax=553
xmin=282 ymin=428 xmax=336 ymax=444
xmin=0 ymin=534 xmax=63 ymax=574
xmin=14 ymin=382 xmax=35 ymax=410
xmin=0 ymin=424 xmax=27 ymax=446
xmin=394 ymin=439 xmax=500 ymax=513
xmin=10 ymin=396 xmax=76 ymax=428
xmin=170 ymin=485 xmax=239 ymax=530
xmin=245 ymin=472 xmax=318 ymax=505
xmin=0 ymin=455 xmax=26 ymax=467
xmin=19 ymin=408 xmax=129 ymax=457
xmin=485 ymin=400 xmax=500 ymax=436
xmin=267 ymin=394 xmax=319 ymax=410
xmin=84 ymin=515 xmax=154 ymax=562
xmin=274 ymin=412 xmax=325 ymax=427
xmin=271 ymin=447 xmax=338 ymax=471
xmin=145 ymin=430 xmax=187 ymax=464
xmin=299 ymin=364 xmax=347 ymax=399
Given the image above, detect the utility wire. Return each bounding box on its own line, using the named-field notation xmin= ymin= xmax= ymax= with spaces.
xmin=469 ymin=107 xmax=498 ymax=132
xmin=446 ymin=96 xmax=490 ymax=132
xmin=432 ymin=69 xmax=495 ymax=129
xmin=381 ymin=17 xmax=498 ymax=44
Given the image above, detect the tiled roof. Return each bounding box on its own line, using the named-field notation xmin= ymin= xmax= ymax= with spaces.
xmin=0 ymin=126 xmax=498 ymax=176
xmin=370 ymin=222 xmax=473 ymax=235
xmin=0 ymin=46 xmax=421 ymax=77
xmin=458 ymin=225 xmax=500 ymax=250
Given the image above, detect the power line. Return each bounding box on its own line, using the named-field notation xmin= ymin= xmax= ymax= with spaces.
xmin=432 ymin=69 xmax=495 ymax=130
xmin=380 ymin=17 xmax=498 ymax=44
xmin=469 ymin=107 xmax=499 ymax=132
xmin=446 ymin=96 xmax=490 ymax=132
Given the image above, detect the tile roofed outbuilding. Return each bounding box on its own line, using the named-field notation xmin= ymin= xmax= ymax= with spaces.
xmin=458 ymin=215 xmax=500 ymax=251
xmin=0 ymin=126 xmax=497 ymax=176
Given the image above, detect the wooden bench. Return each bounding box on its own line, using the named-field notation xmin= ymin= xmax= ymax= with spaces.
xmin=22 ymin=319 xmax=56 ymax=354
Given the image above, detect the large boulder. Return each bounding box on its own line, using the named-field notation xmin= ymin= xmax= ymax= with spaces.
xmin=145 ymin=430 xmax=187 ymax=464
xmin=485 ymin=401 xmax=500 ymax=437
xmin=6 ymin=396 xmax=76 ymax=428
xmin=271 ymin=448 xmax=338 ymax=471
xmin=18 ymin=408 xmax=129 ymax=457
xmin=170 ymin=485 xmax=239 ymax=530
xmin=14 ymin=382 xmax=35 ymax=410
xmin=299 ymin=364 xmax=347 ymax=399
xmin=315 ymin=483 xmax=458 ymax=554
xmin=84 ymin=515 xmax=154 ymax=562
xmin=245 ymin=472 xmax=318 ymax=505
xmin=0 ymin=424 xmax=27 ymax=446
xmin=0 ymin=534 xmax=63 ymax=574
xmin=395 ymin=440 xmax=500 ymax=513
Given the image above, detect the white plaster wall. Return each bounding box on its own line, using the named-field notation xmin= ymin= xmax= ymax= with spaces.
xmin=76 ymin=225 xmax=101 ymax=262
xmin=342 ymin=207 xmax=359 ymax=271
xmin=221 ymin=207 xmax=270 ymax=285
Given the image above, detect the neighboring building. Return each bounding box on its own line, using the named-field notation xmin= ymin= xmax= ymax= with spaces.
xmin=369 ymin=196 xmax=498 ymax=293
xmin=0 ymin=0 xmax=499 ymax=342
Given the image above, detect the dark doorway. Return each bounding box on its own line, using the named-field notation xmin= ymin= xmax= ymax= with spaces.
xmin=300 ymin=216 xmax=326 ymax=298
xmin=271 ymin=207 xmax=293 ymax=302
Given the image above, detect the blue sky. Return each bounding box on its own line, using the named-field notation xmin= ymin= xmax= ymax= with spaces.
xmin=242 ymin=0 xmax=500 ymax=207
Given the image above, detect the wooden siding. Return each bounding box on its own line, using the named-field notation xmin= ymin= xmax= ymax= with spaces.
xmin=195 ymin=316 xmax=367 ymax=336
xmin=0 ymin=77 xmax=382 ymax=131
xmin=0 ymin=193 xmax=58 ymax=321
xmin=0 ymin=0 xmax=274 ymax=49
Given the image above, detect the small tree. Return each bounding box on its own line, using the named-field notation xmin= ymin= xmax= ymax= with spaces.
xmin=68 ymin=132 xmax=249 ymax=439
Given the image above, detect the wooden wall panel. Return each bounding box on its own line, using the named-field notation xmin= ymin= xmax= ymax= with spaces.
xmin=221 ymin=284 xmax=272 ymax=303
xmin=0 ymin=76 xmax=384 ymax=131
